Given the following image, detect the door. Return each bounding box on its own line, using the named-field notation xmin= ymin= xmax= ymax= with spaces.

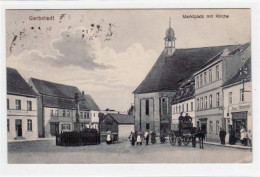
xmin=15 ymin=119 xmax=22 ymax=137
xmin=233 ymin=120 xmax=246 ymax=139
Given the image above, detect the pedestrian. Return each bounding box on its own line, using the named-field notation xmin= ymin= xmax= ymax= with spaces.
xmin=229 ymin=126 xmax=236 ymax=145
xmin=144 ymin=130 xmax=149 ymax=145
xmin=106 ymin=131 xmax=112 ymax=145
xmin=151 ymin=130 xmax=156 ymax=144
xmin=240 ymin=126 xmax=247 ymax=146
xmin=247 ymin=130 xmax=252 ymax=151
xmin=192 ymin=133 xmax=196 ymax=148
xmin=219 ymin=128 xmax=226 ymax=145
xmin=129 ymin=132 xmax=135 ymax=146
xmin=160 ymin=131 xmax=166 ymax=144
xmin=136 ymin=132 xmax=142 ymax=146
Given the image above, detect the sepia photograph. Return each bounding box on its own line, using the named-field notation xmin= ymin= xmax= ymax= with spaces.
xmin=5 ymin=8 xmax=253 ymax=164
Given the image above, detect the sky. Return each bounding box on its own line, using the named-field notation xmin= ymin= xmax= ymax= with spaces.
xmin=6 ymin=9 xmax=251 ymax=112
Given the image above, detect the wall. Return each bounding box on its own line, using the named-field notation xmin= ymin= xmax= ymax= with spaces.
xmin=118 ymin=124 xmax=134 ymax=139
xmin=7 ymin=94 xmax=38 ymax=141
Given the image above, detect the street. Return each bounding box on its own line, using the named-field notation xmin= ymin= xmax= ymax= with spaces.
xmin=8 ymin=139 xmax=252 ymax=163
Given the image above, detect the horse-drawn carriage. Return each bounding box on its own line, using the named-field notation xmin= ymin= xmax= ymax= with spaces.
xmin=169 ymin=120 xmax=194 ymax=146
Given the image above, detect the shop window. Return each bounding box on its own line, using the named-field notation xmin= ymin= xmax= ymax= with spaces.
xmin=216 ymin=121 xmax=220 ymax=134
xmin=209 ymin=69 xmax=213 ymax=83
xmin=27 ymin=119 xmax=32 ymax=131
xmin=27 ymin=101 xmax=32 ymax=111
xmin=240 ymin=89 xmax=244 ymax=102
xmin=15 ymin=100 xmax=21 ymax=110
xmin=229 ymin=92 xmax=232 ymax=104
xmin=145 ymin=100 xmax=149 ymax=115
xmin=209 ymin=121 xmax=213 ymax=134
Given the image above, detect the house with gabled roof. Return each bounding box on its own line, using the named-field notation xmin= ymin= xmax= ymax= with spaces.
xmin=133 ymin=20 xmax=246 ymax=134
xmin=28 ymin=78 xmax=91 ymax=138
xmin=7 ymin=68 xmax=38 ymax=141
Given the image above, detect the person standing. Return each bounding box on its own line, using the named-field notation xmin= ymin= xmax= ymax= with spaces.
xmin=240 ymin=126 xmax=247 ymax=146
xmin=229 ymin=126 xmax=236 ymax=145
xmin=136 ymin=132 xmax=142 ymax=146
xmin=151 ymin=130 xmax=156 ymax=144
xmin=144 ymin=130 xmax=149 ymax=145
xmin=219 ymin=128 xmax=226 ymax=145
xmin=106 ymin=131 xmax=112 ymax=145
xmin=129 ymin=132 xmax=135 ymax=146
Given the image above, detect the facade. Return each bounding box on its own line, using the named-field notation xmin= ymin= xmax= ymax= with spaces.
xmin=100 ymin=113 xmax=134 ymax=141
xmin=28 ymin=78 xmax=91 ymax=138
xmin=194 ymin=43 xmax=251 ymax=142
xmin=82 ymin=94 xmax=101 ymax=130
xmin=7 ymin=68 xmax=38 ymax=141
xmin=133 ymin=20 xmax=244 ymax=134
xmin=171 ymin=77 xmax=195 ymax=130
xmin=223 ymin=58 xmax=252 ymax=143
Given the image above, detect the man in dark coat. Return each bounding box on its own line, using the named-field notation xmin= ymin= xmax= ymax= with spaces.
xmin=219 ymin=128 xmax=226 ymax=145
xmin=151 ymin=130 xmax=156 ymax=144
xmin=178 ymin=112 xmax=185 ymax=134
xmin=229 ymin=126 xmax=236 ymax=145
xmin=144 ymin=130 xmax=149 ymax=145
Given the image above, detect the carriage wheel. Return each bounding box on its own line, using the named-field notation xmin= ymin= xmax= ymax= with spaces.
xmin=169 ymin=133 xmax=176 ymax=146
xmin=183 ymin=137 xmax=190 ymax=146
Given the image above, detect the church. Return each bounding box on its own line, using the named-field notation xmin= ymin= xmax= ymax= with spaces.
xmin=133 ymin=20 xmax=239 ymax=133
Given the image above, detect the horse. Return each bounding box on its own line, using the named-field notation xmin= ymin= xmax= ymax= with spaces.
xmin=191 ymin=127 xmax=206 ymax=149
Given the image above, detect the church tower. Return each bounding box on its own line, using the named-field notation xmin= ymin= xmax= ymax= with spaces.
xmin=164 ymin=18 xmax=176 ymax=56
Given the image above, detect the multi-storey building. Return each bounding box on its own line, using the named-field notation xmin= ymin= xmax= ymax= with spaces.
xmin=28 ymin=78 xmax=91 ymax=138
xmin=7 ymin=68 xmax=38 ymax=141
xmin=171 ymin=77 xmax=195 ymax=130
xmin=133 ymin=20 xmax=243 ymax=134
xmin=194 ymin=43 xmax=251 ymax=142
xmin=223 ymin=58 xmax=251 ymax=143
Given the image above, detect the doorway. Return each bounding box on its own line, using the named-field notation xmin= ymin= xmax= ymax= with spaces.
xmin=15 ymin=119 xmax=22 ymax=137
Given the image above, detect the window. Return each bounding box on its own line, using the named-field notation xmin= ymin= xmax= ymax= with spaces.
xmin=146 ymin=123 xmax=150 ymax=130
xmin=67 ymin=110 xmax=70 ymax=117
xmin=63 ymin=110 xmax=66 ymax=117
xmin=197 ymin=98 xmax=200 ymax=110
xmin=182 ymin=104 xmax=184 ymax=112
xmin=196 ymin=76 xmax=200 ymax=88
xmin=55 ymin=110 xmax=58 ymax=116
xmin=145 ymin=100 xmax=149 ymax=115
xmin=80 ymin=112 xmax=83 ymax=118
xmin=216 ymin=93 xmax=220 ymax=107
xmin=7 ymin=119 xmax=10 ymax=132
xmin=179 ymin=105 xmax=181 ymax=113
xmin=204 ymin=96 xmax=208 ymax=109
xmin=27 ymin=119 xmax=32 ymax=131
xmin=87 ymin=112 xmax=90 ymax=118
xmin=191 ymin=102 xmax=193 ymax=111
xmin=216 ymin=121 xmax=220 ymax=134
xmin=27 ymin=101 xmax=32 ymax=111
xmin=209 ymin=95 xmax=213 ymax=108
xmin=209 ymin=121 xmax=213 ymax=133
xmin=204 ymin=72 xmax=207 ymax=85
xmin=161 ymin=98 xmax=168 ymax=115
xmin=229 ymin=92 xmax=232 ymax=104
xmin=216 ymin=65 xmax=220 ymax=80
xmin=84 ymin=112 xmax=87 ymax=118
xmin=15 ymin=100 xmax=21 ymax=110
xmin=209 ymin=69 xmax=212 ymax=83
xmin=50 ymin=110 xmax=54 ymax=116
xmin=200 ymin=97 xmax=204 ymax=110
xmin=200 ymin=74 xmax=203 ymax=87
xmin=7 ymin=99 xmax=9 ymax=109
xmin=186 ymin=103 xmax=189 ymax=112
xmin=240 ymin=89 xmax=244 ymax=102
xmin=61 ymin=124 xmax=71 ymax=131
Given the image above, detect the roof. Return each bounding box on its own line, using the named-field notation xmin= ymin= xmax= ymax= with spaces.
xmin=7 ymin=68 xmax=38 ymax=97
xmin=133 ymin=45 xmax=239 ymax=94
xmin=42 ymin=95 xmax=89 ymax=110
xmin=30 ymin=78 xmax=82 ymax=99
xmin=106 ymin=113 xmax=134 ymax=124
xmin=83 ymin=94 xmax=100 ymax=111
xmin=223 ymin=57 xmax=251 ymax=87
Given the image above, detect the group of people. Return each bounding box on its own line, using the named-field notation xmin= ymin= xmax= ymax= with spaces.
xmin=129 ymin=130 xmax=157 ymax=146
xmin=219 ymin=125 xmax=252 ymax=148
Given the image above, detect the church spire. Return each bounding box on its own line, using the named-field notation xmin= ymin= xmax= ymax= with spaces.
xmin=164 ymin=18 xmax=176 ymax=56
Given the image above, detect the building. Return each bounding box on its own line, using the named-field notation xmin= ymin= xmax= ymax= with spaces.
xmin=223 ymin=58 xmax=252 ymax=143
xmin=28 ymin=78 xmax=91 ymax=138
xmin=82 ymin=93 xmax=100 ymax=130
xmin=100 ymin=113 xmax=134 ymax=141
xmin=7 ymin=68 xmax=38 ymax=141
xmin=194 ymin=43 xmax=251 ymax=142
xmin=171 ymin=76 xmax=195 ymax=130
xmin=133 ymin=20 xmax=245 ymax=134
